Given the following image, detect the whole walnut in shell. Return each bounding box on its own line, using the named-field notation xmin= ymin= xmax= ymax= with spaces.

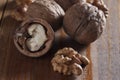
xmin=51 ymin=47 xmax=90 ymax=75
xmin=63 ymin=0 xmax=108 ymax=44
xmin=12 ymin=0 xmax=65 ymax=31
xmin=54 ymin=0 xmax=86 ymax=11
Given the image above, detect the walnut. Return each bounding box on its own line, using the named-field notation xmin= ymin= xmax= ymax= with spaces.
xmin=12 ymin=0 xmax=65 ymax=31
xmin=92 ymin=0 xmax=109 ymax=18
xmin=51 ymin=47 xmax=90 ymax=75
xmin=63 ymin=0 xmax=108 ymax=44
xmin=54 ymin=0 xmax=86 ymax=11
xmin=14 ymin=19 xmax=54 ymax=57
xmin=16 ymin=0 xmax=35 ymax=6
xmin=71 ymin=63 xmax=83 ymax=75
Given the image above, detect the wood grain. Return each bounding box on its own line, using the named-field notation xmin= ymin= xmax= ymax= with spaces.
xmin=90 ymin=0 xmax=120 ymax=80
xmin=0 ymin=0 xmax=120 ymax=80
xmin=0 ymin=0 xmax=7 ymax=25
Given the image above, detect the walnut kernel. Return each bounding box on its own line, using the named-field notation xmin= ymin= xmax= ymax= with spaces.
xmin=26 ymin=24 xmax=47 ymax=52
xmin=51 ymin=47 xmax=90 ymax=75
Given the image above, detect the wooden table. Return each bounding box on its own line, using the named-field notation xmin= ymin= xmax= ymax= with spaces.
xmin=0 ymin=0 xmax=120 ymax=80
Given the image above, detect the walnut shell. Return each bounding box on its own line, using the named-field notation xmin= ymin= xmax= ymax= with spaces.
xmin=54 ymin=0 xmax=86 ymax=11
xmin=63 ymin=2 xmax=108 ymax=44
xmin=14 ymin=18 xmax=54 ymax=57
xmin=16 ymin=0 xmax=35 ymax=6
xmin=12 ymin=0 xmax=65 ymax=31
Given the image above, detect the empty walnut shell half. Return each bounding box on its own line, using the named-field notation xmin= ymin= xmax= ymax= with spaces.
xmin=14 ymin=19 xmax=54 ymax=57
xmin=12 ymin=0 xmax=65 ymax=31
xmin=63 ymin=1 xmax=108 ymax=44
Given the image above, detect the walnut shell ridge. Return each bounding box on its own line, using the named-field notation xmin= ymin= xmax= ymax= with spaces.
xmin=63 ymin=2 xmax=107 ymax=44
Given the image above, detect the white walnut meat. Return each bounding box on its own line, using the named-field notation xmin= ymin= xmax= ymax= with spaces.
xmin=63 ymin=0 xmax=108 ymax=44
xmin=14 ymin=19 xmax=54 ymax=57
xmin=26 ymin=24 xmax=47 ymax=52
xmin=51 ymin=47 xmax=90 ymax=75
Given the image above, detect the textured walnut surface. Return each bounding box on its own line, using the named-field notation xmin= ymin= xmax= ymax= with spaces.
xmin=54 ymin=0 xmax=84 ymax=11
xmin=12 ymin=0 xmax=65 ymax=31
xmin=63 ymin=1 xmax=108 ymax=44
xmin=51 ymin=47 xmax=90 ymax=75
xmin=16 ymin=0 xmax=35 ymax=6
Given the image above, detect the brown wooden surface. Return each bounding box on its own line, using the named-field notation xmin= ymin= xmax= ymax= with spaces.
xmin=0 ymin=0 xmax=120 ymax=80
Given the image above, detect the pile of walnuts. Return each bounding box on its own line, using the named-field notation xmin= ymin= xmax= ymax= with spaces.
xmin=11 ymin=0 xmax=108 ymax=76
xmin=51 ymin=47 xmax=90 ymax=75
